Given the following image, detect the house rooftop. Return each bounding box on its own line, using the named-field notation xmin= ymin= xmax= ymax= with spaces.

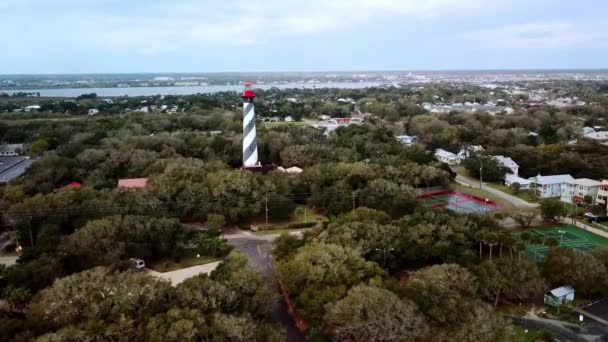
xmin=505 ymin=174 xmax=532 ymax=185
xmin=493 ymin=155 xmax=519 ymax=168
xmin=118 ymin=178 xmax=148 ymax=189
xmin=435 ymin=148 xmax=457 ymax=158
xmin=572 ymin=178 xmax=601 ymax=187
xmin=549 ymin=286 xmax=575 ymax=298
xmin=536 ymin=174 xmax=574 ymax=185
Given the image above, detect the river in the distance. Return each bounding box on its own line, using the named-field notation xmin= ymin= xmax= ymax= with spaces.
xmin=1 ymin=82 xmax=385 ymax=97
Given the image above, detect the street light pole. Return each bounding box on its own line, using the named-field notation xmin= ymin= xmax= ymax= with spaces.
xmin=484 ymin=198 xmax=489 ymax=214
xmin=558 ymin=230 xmax=565 ymax=247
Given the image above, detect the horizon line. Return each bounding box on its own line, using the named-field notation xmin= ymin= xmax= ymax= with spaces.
xmin=2 ymin=67 xmax=608 ymax=76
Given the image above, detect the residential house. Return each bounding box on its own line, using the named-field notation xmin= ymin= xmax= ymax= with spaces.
xmin=534 ymin=174 xmax=574 ymax=199
xmin=319 ymin=115 xmax=331 ymax=121
xmin=395 ymin=135 xmax=418 ymax=146
xmin=493 ymin=155 xmax=519 ymax=176
xmin=434 ymin=149 xmax=460 ymax=165
xmin=504 ymin=173 xmax=533 ymax=190
xmin=596 ymin=180 xmax=608 ymax=211
xmin=457 ymin=145 xmax=484 ymax=160
xmin=560 ymin=178 xmax=601 ymax=204
xmin=284 ymin=116 xmax=294 ymax=122
xmin=0 ymin=144 xmax=25 ymax=157
xmin=88 ymin=108 xmax=99 ymax=116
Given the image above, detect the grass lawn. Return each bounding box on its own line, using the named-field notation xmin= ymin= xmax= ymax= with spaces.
xmin=148 ymin=249 xmax=220 ymax=273
xmin=488 ymin=183 xmax=538 ymax=203
xmin=449 ymin=183 xmax=515 ymax=210
xmin=248 ymin=205 xmax=326 ymax=231
xmin=513 ymin=328 xmax=553 ymax=342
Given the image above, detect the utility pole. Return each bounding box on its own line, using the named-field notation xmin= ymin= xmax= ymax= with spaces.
xmin=304 ymin=206 xmax=307 ymax=224
xmin=479 ymin=158 xmax=484 ymax=190
xmin=376 ymin=247 xmax=395 ymax=270
xmin=352 ymin=191 xmax=356 ymax=211
xmin=27 ymin=216 xmax=34 ymax=247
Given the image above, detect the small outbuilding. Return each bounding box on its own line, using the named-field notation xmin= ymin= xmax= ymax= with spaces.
xmin=544 ymin=286 xmax=575 ymax=307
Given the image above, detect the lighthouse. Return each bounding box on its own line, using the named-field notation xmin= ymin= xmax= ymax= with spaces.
xmin=242 ymin=81 xmax=258 ymax=167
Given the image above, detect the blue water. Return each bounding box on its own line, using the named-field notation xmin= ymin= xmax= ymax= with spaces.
xmin=0 ymin=81 xmax=383 ymax=97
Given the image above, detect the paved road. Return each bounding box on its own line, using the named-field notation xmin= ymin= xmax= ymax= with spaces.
xmin=226 ymin=232 xmax=306 ymax=342
xmin=146 ymin=261 xmax=221 ymax=285
xmin=0 ymin=256 xmax=18 ymax=266
xmin=510 ymin=316 xmax=608 ymax=342
xmin=455 ymin=174 xmax=538 ymax=208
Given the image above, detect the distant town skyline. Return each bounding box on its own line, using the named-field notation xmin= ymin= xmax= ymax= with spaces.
xmin=2 ymin=0 xmax=608 ymax=74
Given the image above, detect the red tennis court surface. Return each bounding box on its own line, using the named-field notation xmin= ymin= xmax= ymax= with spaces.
xmin=417 ymin=190 xmax=502 ymax=214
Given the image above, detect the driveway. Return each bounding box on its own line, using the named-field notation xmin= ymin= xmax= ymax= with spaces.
xmin=455 ymin=174 xmax=538 ymax=208
xmin=146 ymin=261 xmax=221 ymax=286
xmin=0 ymin=256 xmax=18 ymax=266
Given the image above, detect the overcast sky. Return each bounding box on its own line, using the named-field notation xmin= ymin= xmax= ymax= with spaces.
xmin=1 ymin=0 xmax=608 ymax=74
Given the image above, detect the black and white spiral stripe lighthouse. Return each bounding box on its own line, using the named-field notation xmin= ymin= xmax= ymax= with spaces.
xmin=242 ymin=81 xmax=259 ymax=167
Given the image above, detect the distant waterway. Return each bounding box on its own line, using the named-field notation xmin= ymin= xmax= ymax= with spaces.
xmin=0 ymin=82 xmax=383 ymax=97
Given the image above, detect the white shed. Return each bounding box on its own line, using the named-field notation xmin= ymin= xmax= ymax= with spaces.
xmin=544 ymin=286 xmax=575 ymax=307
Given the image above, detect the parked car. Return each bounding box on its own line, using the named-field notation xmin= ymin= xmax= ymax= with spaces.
xmin=130 ymin=258 xmax=146 ymax=269
xmin=583 ymin=212 xmax=598 ymax=219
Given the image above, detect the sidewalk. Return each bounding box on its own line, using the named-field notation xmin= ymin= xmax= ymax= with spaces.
xmin=568 ymin=219 xmax=608 ymax=239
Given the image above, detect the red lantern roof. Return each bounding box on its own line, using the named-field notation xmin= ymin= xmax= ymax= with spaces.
xmin=242 ymin=89 xmax=256 ymax=98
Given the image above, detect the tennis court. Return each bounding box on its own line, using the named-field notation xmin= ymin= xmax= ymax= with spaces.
xmin=417 ymin=190 xmax=502 ymax=214
xmin=524 ymin=226 xmax=608 ymax=261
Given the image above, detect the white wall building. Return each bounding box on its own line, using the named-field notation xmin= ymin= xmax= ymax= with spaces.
xmin=505 ymin=174 xmax=533 ymax=190
xmin=435 ymin=149 xmax=460 ymax=165
xmin=88 ymin=108 xmax=99 ymax=116
xmin=493 ymin=155 xmax=519 ymax=176
xmin=535 ymin=174 xmax=574 ymax=199
xmin=560 ymin=178 xmax=601 ymax=204
xmin=595 ymin=180 xmax=608 ymax=210
xmin=0 ymin=144 xmax=25 ymax=157
xmin=395 ymin=135 xmax=418 ymax=146
xmin=457 ymin=145 xmax=484 ymax=160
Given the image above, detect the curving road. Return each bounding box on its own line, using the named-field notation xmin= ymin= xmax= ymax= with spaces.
xmin=455 ymin=174 xmax=538 ymax=208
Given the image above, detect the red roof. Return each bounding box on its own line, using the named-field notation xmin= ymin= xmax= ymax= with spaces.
xmin=63 ymin=181 xmax=81 ymax=189
xmin=242 ymin=89 xmax=256 ymax=98
xmin=244 ymin=80 xmax=252 ymax=87
xmin=118 ymin=178 xmax=148 ymax=189
xmin=600 ymin=184 xmax=608 ymax=190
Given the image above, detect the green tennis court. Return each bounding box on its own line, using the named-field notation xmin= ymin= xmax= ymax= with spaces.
xmin=524 ymin=226 xmax=608 ymax=261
